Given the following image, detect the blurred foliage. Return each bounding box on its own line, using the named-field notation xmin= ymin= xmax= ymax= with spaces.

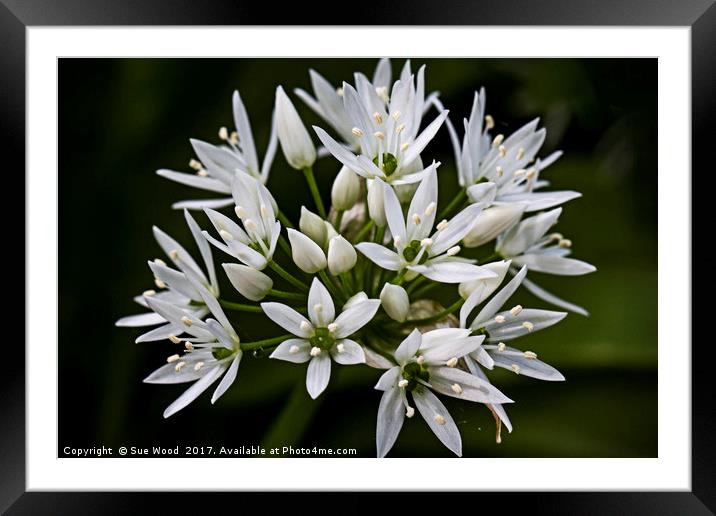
xmin=59 ymin=58 xmax=656 ymax=457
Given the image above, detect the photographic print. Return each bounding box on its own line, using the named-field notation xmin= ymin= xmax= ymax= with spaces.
xmin=58 ymin=57 xmax=657 ymax=459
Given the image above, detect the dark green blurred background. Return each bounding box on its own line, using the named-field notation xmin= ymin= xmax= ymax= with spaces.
xmin=59 ymin=58 xmax=657 ymax=457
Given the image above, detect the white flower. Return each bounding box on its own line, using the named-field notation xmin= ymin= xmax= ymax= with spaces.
xmin=313 ymin=64 xmax=448 ymax=186
xmin=331 ymin=166 xmax=361 ymax=211
xmin=374 ymin=328 xmax=512 ymax=457
xmin=275 ymin=86 xmax=316 ymax=170
xmin=366 ymin=177 xmax=387 ymax=226
xmin=287 ymin=228 xmax=327 ymax=273
xmin=116 ymin=210 xmax=217 ymax=343
xmin=157 ymin=90 xmax=278 ymax=210
xmin=380 ymin=284 xmax=410 ymax=322
xmin=458 ymin=260 xmax=512 ymax=300
xmin=143 ymin=279 xmax=242 ymax=418
xmin=299 ymin=206 xmax=328 ymax=247
xmin=327 ymin=235 xmax=357 ymax=275
xmin=356 ymin=168 xmax=498 ymax=283
xmin=462 ymin=202 xmax=526 ymax=248
xmin=263 ymin=278 xmax=380 ymax=398
xmin=294 ymin=58 xmax=393 ymax=145
xmin=222 ymin=263 xmax=273 ymax=301
xmin=494 ymin=208 xmax=596 ymax=315
xmin=202 ymin=173 xmax=281 ymax=270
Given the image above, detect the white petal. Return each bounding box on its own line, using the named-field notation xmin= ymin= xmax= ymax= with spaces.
xmin=307 ymin=278 xmax=336 ymax=327
xmin=406 ymin=166 xmax=438 ymax=242
xmin=306 ymin=353 xmax=332 ymax=399
xmin=314 ymin=126 xmax=381 ymax=179
xmin=232 ymin=90 xmax=260 ymax=174
xmin=144 ymin=360 xmax=207 ymax=384
xmin=211 ymin=353 xmax=243 ymax=403
xmin=382 ymin=181 xmax=407 ymax=243
xmin=373 ymin=58 xmax=392 ymax=89
xmin=471 ymin=265 xmax=528 ymax=328
xmin=485 ymin=309 xmax=567 ymax=341
xmin=420 ymin=334 xmax=483 ymax=364
xmin=261 ymin=302 xmax=313 ymax=338
xmin=402 ymin=111 xmax=449 ymax=168
xmin=430 ymin=366 xmax=513 ymax=404
xmin=355 ymin=243 xmax=402 ymax=271
xmin=331 ymin=299 xmax=381 ymax=339
xmin=500 ymin=190 xmax=581 ymax=212
xmin=513 ymin=253 xmax=596 ymax=276
xmin=364 ymin=347 xmax=396 ymax=370
xmin=185 ymin=210 xmax=217 ymax=290
xmin=521 ymin=276 xmax=589 ymax=316
xmin=163 ymin=364 xmax=227 ymax=418
xmin=171 ymin=198 xmax=235 ymax=210
xmin=135 ymin=322 xmax=184 ymax=343
xmin=431 ymin=203 xmax=483 ymax=255
xmin=497 ymin=208 xmax=561 ymax=257
xmin=375 ymin=366 xmax=401 ymax=390
xmin=156 ymin=169 xmax=232 ymax=194
xmin=409 ymin=261 xmax=496 ymax=283
xmin=376 ymin=387 xmax=405 ymax=458
xmin=147 ymin=261 xmax=201 ymax=301
xmin=413 ymin=388 xmax=462 ymax=457
xmin=489 ymin=345 xmax=565 ymax=381
xmin=152 ymin=226 xmax=206 ymax=283
xmin=466 ymin=182 xmax=497 ymax=205
xmin=330 ymin=339 xmax=366 ymax=365
xmin=394 ymin=328 xmax=422 ymax=365
xmin=190 ymin=139 xmax=238 ymax=184
xmin=269 ymin=338 xmax=312 ymax=363
xmin=115 ymin=312 xmax=165 ymax=327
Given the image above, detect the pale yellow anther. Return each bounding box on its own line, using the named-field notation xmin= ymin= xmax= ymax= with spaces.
xmin=300 ymin=321 xmax=312 ymax=332
xmin=436 ymin=219 xmax=449 ymax=231
xmin=194 ymin=361 xmax=205 ymax=371
xmin=352 ymin=127 xmax=363 ymax=137
xmin=391 ymin=110 xmax=402 ymax=120
xmin=559 ymin=239 xmax=572 ymax=248
xmin=511 ymin=364 xmax=521 ymax=374
xmin=142 ymin=289 xmax=156 ymax=297
xmin=451 ymin=383 xmax=463 ymax=394
xmin=328 ymin=323 xmax=338 ymax=333
xmin=446 ymin=357 xmax=458 ymax=368
xmin=197 ymin=169 xmax=209 ymax=177
xmin=526 ymin=168 xmax=537 ymax=179
xmin=434 ymin=414 xmax=446 ymax=425
xmin=373 ymin=112 xmax=383 ymax=125
xmin=496 ymin=165 xmax=504 ymax=177
xmin=485 ymin=114 xmax=495 ymax=129
xmin=154 ymin=258 xmax=167 ymax=267
xmin=336 ymin=343 xmax=345 ymax=353
xmin=416 ymin=355 xmax=425 ymax=365
xmin=400 ymin=142 xmax=410 ymax=152
xmin=185 ymin=342 xmax=194 ymax=351
xmin=398 ymin=379 xmax=409 ymax=388
xmin=510 ymin=305 xmax=523 ymax=316
xmin=373 ymin=131 xmax=385 ymax=140
xmin=313 ymin=303 xmax=323 ymax=314
xmin=421 ymin=238 xmax=433 ymax=248
xmin=492 ymin=134 xmax=504 ymax=147
xmin=169 ymin=249 xmax=179 ymax=261
xmin=516 ymin=147 xmax=525 ymax=160
xmin=175 ymin=361 xmax=186 ymax=372
xmin=219 ymin=229 xmax=234 ymax=241
xmin=244 ymin=219 xmax=258 ymax=232
xmin=218 ymin=126 xmax=229 ymax=141
xmin=498 ymin=145 xmax=507 ymax=157
xmin=260 ymin=204 xmax=268 ymax=219
xmin=514 ymin=169 xmax=527 ymax=178
xmin=289 ymin=345 xmax=300 ymax=354
xmin=230 ymin=131 xmax=239 ymax=144
xmin=446 ymin=246 xmax=461 ymax=256
xmin=310 ymin=347 xmax=322 ymax=357
xmin=154 ymin=278 xmax=167 ymax=289
xmin=494 ymin=315 xmax=506 ymax=323
xmin=550 ymin=233 xmax=564 ymax=241
xmin=235 ymin=206 xmax=247 ymax=219
xmin=166 ymin=354 xmax=180 ymax=363
xmin=181 ymin=316 xmax=193 ymax=327
xmin=189 ymin=158 xmax=202 ymax=170
xmin=522 ymin=321 xmax=534 ymax=332
xmin=395 ymin=123 xmax=406 ymax=134
xmin=412 ymin=213 xmax=422 ymax=225
xmin=425 ymin=202 xmax=437 ymax=216
xmin=524 ymin=351 xmax=538 ymax=359
xmin=169 ymin=334 xmax=182 ymax=344
xmin=497 ymin=342 xmax=506 ymax=352
xmin=406 ymin=406 xmax=415 ymax=418
xmin=336 ymin=87 xmax=344 ymax=97
xmin=375 ymin=86 xmax=389 ymax=102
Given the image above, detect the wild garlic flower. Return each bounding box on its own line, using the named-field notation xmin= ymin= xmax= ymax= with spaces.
xmin=356 ymin=168 xmax=497 ymax=283
xmin=264 ymin=278 xmax=380 ymax=398
xmin=157 ymin=90 xmax=278 ymax=210
xmin=374 ymin=328 xmax=512 ymax=457
xmin=119 ymin=58 xmax=595 ymax=455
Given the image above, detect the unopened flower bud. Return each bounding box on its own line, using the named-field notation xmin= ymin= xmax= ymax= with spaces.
xmin=327 ymin=235 xmax=357 ymax=275
xmin=462 ymin=203 xmax=526 ymax=248
xmin=287 ymin=228 xmax=326 ymax=273
xmin=222 ymin=263 xmax=273 ymax=302
xmin=331 ymin=166 xmax=361 ymax=211
xmin=380 ymin=283 xmax=410 ymax=322
xmin=299 ymin=206 xmax=327 ymax=247
xmin=275 ymin=86 xmax=316 ymax=170
xmin=367 ymin=178 xmax=387 ymax=226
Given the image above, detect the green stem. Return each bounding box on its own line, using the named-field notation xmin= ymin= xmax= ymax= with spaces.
xmin=400 ymin=297 xmax=465 ymax=327
xmin=302 ymin=167 xmax=326 ymax=218
xmin=269 ymin=260 xmax=309 ymax=292
xmin=412 ymin=281 xmax=440 ymax=299
xmin=437 ymin=189 xmax=467 ymax=221
xmin=278 ymin=234 xmax=292 ymax=256
xmin=479 ymin=252 xmax=502 ymax=263
xmin=318 ymin=269 xmax=346 ymax=303
xmin=334 ymin=210 xmax=344 ymax=233
xmin=241 ymin=334 xmax=293 ymax=352
xmin=406 ymin=275 xmax=427 ymax=295
xmin=339 ymin=272 xmax=354 ymax=293
xmin=219 ymin=300 xmax=264 ymax=313
xmin=277 ymin=209 xmax=294 ymax=229
xmin=353 ymin=220 xmax=375 ymax=243
xmin=391 ymin=269 xmax=407 ymax=285
xmin=268 ymin=289 xmax=306 ymax=301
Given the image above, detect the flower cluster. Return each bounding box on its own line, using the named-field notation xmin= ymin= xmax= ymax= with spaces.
xmin=117 ymin=59 xmax=595 ymax=457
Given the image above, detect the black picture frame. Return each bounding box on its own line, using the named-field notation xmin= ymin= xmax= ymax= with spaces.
xmin=2 ymin=0 xmax=712 ymax=513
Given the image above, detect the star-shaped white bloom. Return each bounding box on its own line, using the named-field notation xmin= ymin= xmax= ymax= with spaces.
xmin=355 ymin=168 xmax=498 ymax=283
xmin=143 ymin=277 xmax=242 ymax=418
xmin=202 ymin=172 xmax=281 ymax=270
xmin=263 ymin=278 xmax=381 ymax=399
xmin=494 ymin=208 xmax=596 ymax=315
xmin=374 ymin=328 xmax=512 ymax=457
xmin=115 ymin=210 xmax=217 ymax=343
xmin=157 ymin=90 xmax=278 ymax=210
xmin=313 ymin=63 xmax=447 ymax=187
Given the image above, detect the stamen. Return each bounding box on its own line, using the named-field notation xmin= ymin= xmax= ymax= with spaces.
xmin=195 ymin=169 xmax=208 ymax=178
xmin=516 ymin=147 xmax=525 ymax=160
xmin=436 ymin=219 xmax=449 ymax=231
xmin=336 ymin=87 xmax=344 ymax=97
xmin=142 ymin=289 xmax=156 ymax=297
xmin=194 ymin=361 xmax=205 ymax=371
xmin=485 ymin=115 xmax=495 ymax=129
xmin=230 ymin=131 xmax=239 ymax=144
xmin=446 ymin=246 xmax=460 ymax=256
xmin=406 ymin=406 xmax=415 ymax=418
xmin=218 ymin=126 xmax=229 ymax=141
xmin=181 ymin=316 xmax=193 ymax=327
xmin=420 ymin=238 xmax=433 ymax=248
xmin=219 ymin=229 xmax=234 ymax=241
xmin=375 ymin=87 xmax=389 ymax=102
xmin=496 ymin=165 xmax=504 ymax=177
xmin=313 ymin=303 xmax=323 ymax=315
xmin=434 ymin=414 xmax=446 ymax=425
xmin=510 ymin=305 xmax=523 ymax=316
xmin=154 ymin=258 xmax=166 ymax=266
xmin=373 ymin=112 xmax=383 ymax=125
xmin=416 ymin=355 xmax=425 ymax=365
xmin=244 ymin=219 xmax=258 ymax=232
xmin=289 ymin=345 xmax=300 ymax=354
xmin=400 ymin=142 xmax=409 ymax=152
xmin=446 ymin=357 xmax=458 ymax=368
xmin=498 ymin=145 xmax=507 ymax=157
xmin=185 ymin=342 xmax=194 ymax=351
xmin=492 ymin=134 xmax=504 ymax=147
xmin=327 ymin=323 xmax=338 ymax=333
xmin=511 ymin=364 xmax=521 ymax=374
xmin=235 ymin=206 xmax=247 ymax=219
xmin=189 ymin=158 xmax=202 ymax=170
xmin=395 ymin=123 xmax=406 ymax=134
xmin=166 ymin=354 xmax=180 ymax=363
xmin=522 ymin=321 xmax=534 ymax=332
xmin=168 ymin=334 xmax=182 ymax=344
xmin=336 ymin=343 xmax=345 ymax=353
xmin=310 ymin=347 xmax=322 ymax=357
xmin=373 ymin=131 xmax=385 ymax=140
xmin=497 ymin=342 xmax=506 ymax=352
xmin=392 ymin=110 xmax=401 ymax=120
xmin=524 ymin=351 xmax=538 ymax=359
xmin=174 ymin=361 xmax=186 ymax=372
xmin=424 ymin=202 xmax=436 ymax=216
xmin=351 ymin=127 xmax=363 ymax=137
xmin=412 ymin=213 xmax=422 ymax=225
xmin=154 ymin=278 xmax=167 ymax=289
xmin=451 ymin=383 xmax=463 ymax=394
xmin=260 ymin=204 xmax=268 ymax=219
xmin=299 ymin=321 xmax=312 ymax=332
xmin=494 ymin=315 xmax=506 ymax=323
xmin=393 ymin=235 xmax=402 ymax=248
xmin=514 ymin=169 xmax=527 ymax=179
xmin=549 ymin=232 xmax=563 ymax=241
xmin=559 ymin=239 xmax=572 ymax=248
xmin=526 ymin=168 xmax=537 ymax=179
xmin=398 ymin=379 xmax=409 ymax=388
xmin=169 ymin=249 xmax=179 ymax=261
